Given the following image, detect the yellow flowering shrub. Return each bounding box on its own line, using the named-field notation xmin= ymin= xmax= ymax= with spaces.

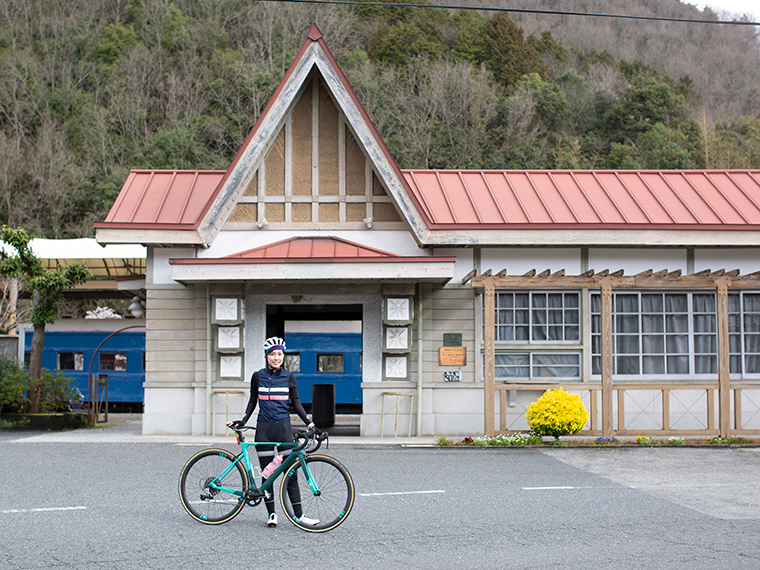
xmin=526 ymin=388 xmax=589 ymax=439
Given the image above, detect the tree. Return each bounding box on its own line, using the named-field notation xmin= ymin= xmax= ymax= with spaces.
xmin=484 ymin=14 xmax=546 ymax=88
xmin=0 ymin=226 xmax=91 ymax=413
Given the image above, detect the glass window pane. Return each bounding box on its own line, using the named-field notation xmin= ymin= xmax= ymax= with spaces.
xmin=666 ymin=335 xmax=688 ymax=353
xmin=100 ymin=353 xmax=127 ymax=371
xmin=284 ymin=353 xmax=301 ymax=372
xmin=693 ymin=294 xmax=715 ymax=312
xmin=745 ymin=314 xmax=760 ymax=333
xmin=515 ymin=326 xmax=529 ymax=341
xmin=317 ymin=354 xmax=344 ymax=373
xmin=616 ymin=315 xmax=639 ymax=333
xmin=693 ymin=315 xmax=716 ymax=333
xmin=695 ymin=355 xmax=717 ymax=374
xmin=616 ymin=294 xmax=639 ymax=312
xmin=566 ymin=326 xmax=579 ymax=341
xmin=643 ymin=356 xmax=664 ymax=374
xmin=616 ymin=336 xmax=639 ymax=353
xmin=642 ymin=335 xmax=664 ymax=353
xmin=616 ymin=356 xmax=639 ymax=374
xmin=642 ymin=315 xmax=663 ymax=333
xmin=564 ymin=293 xmax=579 ymax=308
xmin=744 ymin=294 xmax=760 ymax=313
xmin=746 ymin=355 xmax=760 ymax=373
xmin=665 ymin=294 xmax=687 ymax=313
xmin=666 ymin=355 xmax=689 ymax=374
xmin=666 ymin=315 xmax=688 ymax=333
xmin=641 ymin=294 xmax=662 ymax=313
xmin=57 ymin=352 xmax=83 ymax=371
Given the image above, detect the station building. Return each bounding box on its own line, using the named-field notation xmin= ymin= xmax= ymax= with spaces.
xmin=95 ymin=25 xmax=760 ymax=438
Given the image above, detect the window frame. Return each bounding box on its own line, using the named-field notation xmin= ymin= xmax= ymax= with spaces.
xmin=99 ymin=352 xmax=127 ymax=372
xmin=590 ymin=291 xmax=738 ymax=380
xmin=490 ymin=290 xmax=581 ymax=345
xmin=489 ymin=351 xmax=582 ymax=382
xmin=57 ymin=351 xmax=84 ymax=371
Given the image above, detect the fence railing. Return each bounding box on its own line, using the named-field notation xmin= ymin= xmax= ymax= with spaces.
xmin=493 ymin=382 xmax=760 ymax=438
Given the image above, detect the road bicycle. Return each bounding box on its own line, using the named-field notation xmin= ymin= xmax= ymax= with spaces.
xmin=178 ymin=426 xmax=354 ymax=532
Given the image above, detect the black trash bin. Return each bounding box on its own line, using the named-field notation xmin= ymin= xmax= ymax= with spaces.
xmin=312 ymin=384 xmax=336 ymax=428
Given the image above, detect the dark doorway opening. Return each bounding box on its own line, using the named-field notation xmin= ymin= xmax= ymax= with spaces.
xmin=266 ymin=304 xmax=363 ymax=415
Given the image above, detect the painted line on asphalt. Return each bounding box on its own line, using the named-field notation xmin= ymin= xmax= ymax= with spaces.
xmin=523 ymin=486 xmax=578 ymax=490
xmin=522 ymin=486 xmax=628 ymax=491
xmin=359 ymin=490 xmax=446 ymax=497
xmin=2 ymin=506 xmax=87 ymax=514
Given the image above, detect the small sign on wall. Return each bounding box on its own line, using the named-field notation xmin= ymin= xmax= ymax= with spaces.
xmin=439 ymin=346 xmax=466 ymax=366
xmin=444 ymin=371 xmax=461 ymax=382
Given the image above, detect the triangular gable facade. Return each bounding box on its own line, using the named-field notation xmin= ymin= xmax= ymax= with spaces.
xmin=96 ymin=25 xmax=427 ymax=248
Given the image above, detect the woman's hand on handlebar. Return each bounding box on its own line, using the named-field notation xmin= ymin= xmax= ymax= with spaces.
xmin=226 ymin=419 xmax=245 ymax=428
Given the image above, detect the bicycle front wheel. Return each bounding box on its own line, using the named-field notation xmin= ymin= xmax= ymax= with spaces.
xmin=179 ymin=448 xmax=248 ymax=524
xmin=279 ymin=454 xmax=355 ymax=532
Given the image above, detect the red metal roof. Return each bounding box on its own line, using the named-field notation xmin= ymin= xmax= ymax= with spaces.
xmin=402 ymin=170 xmax=760 ymax=230
xmin=95 ymin=170 xmax=225 ymax=229
xmin=170 ymin=236 xmax=455 ymax=265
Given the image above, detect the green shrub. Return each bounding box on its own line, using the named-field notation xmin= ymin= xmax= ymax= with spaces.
xmin=526 ymin=388 xmax=589 ymax=439
xmin=0 ymin=357 xmax=77 ymax=414
xmin=38 ymin=369 xmax=77 ymax=413
xmin=0 ymin=356 xmax=29 ymax=413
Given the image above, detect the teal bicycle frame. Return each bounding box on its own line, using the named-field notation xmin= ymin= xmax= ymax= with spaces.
xmin=210 ymin=436 xmax=319 ymax=500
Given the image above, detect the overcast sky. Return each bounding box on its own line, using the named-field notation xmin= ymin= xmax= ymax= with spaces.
xmin=689 ymin=0 xmax=760 ymax=21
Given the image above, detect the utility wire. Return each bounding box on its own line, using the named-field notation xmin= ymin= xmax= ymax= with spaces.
xmin=259 ymin=0 xmax=760 ymax=26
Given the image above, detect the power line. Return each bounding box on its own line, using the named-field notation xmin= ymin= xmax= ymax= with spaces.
xmin=259 ymin=0 xmax=760 ymax=26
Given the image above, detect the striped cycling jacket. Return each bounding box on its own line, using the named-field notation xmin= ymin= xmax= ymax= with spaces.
xmin=244 ymin=366 xmax=298 ymax=423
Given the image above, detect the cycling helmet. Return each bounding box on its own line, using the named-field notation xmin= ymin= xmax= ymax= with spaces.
xmin=263 ymin=336 xmax=286 ymax=354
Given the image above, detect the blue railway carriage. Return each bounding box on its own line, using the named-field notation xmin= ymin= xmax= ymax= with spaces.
xmin=22 ymin=321 xmax=146 ymax=409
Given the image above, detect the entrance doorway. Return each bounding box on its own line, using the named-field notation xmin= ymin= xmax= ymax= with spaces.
xmin=266 ymin=304 xmax=363 ymax=414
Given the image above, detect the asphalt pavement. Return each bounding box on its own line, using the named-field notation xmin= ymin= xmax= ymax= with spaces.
xmin=1 ymin=415 xmax=759 ymax=569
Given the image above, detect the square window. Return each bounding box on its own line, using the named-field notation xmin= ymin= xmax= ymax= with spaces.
xmin=284 ymin=353 xmax=301 ymax=372
xmin=317 ymin=354 xmax=344 ymax=373
xmin=57 ymin=352 xmax=84 ymax=371
xmin=100 ymin=353 xmax=127 ymax=371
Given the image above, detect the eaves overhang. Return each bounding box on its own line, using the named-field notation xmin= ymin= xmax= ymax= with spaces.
xmin=169 ymin=257 xmax=455 ymax=283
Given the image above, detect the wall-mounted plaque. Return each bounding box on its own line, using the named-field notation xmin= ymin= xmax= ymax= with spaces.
xmin=443 ymin=333 xmax=462 ymax=347
xmin=439 ymin=346 xmax=466 ymax=366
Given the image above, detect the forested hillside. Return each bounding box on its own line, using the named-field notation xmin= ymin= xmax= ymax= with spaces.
xmin=1 ymin=0 xmax=759 ymax=239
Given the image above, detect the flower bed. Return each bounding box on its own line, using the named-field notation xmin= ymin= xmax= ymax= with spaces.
xmin=437 ymin=433 xmax=760 ymax=447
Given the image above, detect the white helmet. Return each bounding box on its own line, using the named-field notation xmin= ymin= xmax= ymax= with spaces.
xmin=263 ymin=336 xmax=286 ymax=354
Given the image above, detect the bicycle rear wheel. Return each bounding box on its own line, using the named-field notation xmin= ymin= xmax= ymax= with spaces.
xmin=279 ymin=454 xmax=355 ymax=532
xmin=179 ymin=448 xmax=248 ymax=524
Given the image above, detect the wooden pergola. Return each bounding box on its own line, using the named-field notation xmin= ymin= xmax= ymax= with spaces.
xmin=470 ymin=268 xmax=760 ymax=439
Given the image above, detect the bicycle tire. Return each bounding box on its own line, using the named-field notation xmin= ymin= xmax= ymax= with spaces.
xmin=279 ymin=454 xmax=355 ymax=533
xmin=179 ymin=448 xmax=248 ymax=524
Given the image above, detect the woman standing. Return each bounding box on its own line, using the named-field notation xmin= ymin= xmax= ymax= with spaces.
xmin=228 ymin=336 xmax=319 ymax=527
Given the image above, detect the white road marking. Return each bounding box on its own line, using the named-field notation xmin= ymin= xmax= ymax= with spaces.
xmin=359 ymin=490 xmax=445 ymax=497
xmin=523 ymin=486 xmax=580 ymax=490
xmin=2 ymin=506 xmax=87 ymax=514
